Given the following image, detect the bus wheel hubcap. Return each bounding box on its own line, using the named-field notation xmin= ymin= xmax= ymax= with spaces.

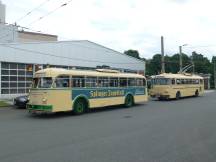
xmin=126 ymin=96 xmax=132 ymax=106
xmin=77 ymin=103 xmax=84 ymax=112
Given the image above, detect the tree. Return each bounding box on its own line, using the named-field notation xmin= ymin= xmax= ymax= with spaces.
xmin=191 ymin=51 xmax=211 ymax=74
xmin=146 ymin=54 xmax=161 ymax=75
xmin=166 ymin=53 xmax=191 ymax=73
xmin=124 ymin=48 xmax=214 ymax=88
xmin=210 ymin=56 xmax=216 ymax=88
xmin=124 ymin=50 xmax=140 ymax=59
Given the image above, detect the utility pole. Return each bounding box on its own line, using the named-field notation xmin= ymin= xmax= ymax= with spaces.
xmin=179 ymin=46 xmax=182 ymax=73
xmin=214 ymin=60 xmax=216 ymax=89
xmin=179 ymin=44 xmax=188 ymax=73
xmin=191 ymin=54 xmax=195 ymax=74
xmin=161 ymin=36 xmax=165 ymax=74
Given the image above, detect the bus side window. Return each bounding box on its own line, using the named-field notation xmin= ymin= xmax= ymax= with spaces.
xmin=171 ymin=79 xmax=175 ymax=85
xmin=136 ymin=78 xmax=144 ymax=86
xmin=200 ymin=79 xmax=203 ymax=84
xmin=85 ymin=77 xmax=97 ymax=87
xmin=143 ymin=79 xmax=146 ymax=86
xmin=56 ymin=76 xmax=70 ymax=88
xmin=98 ymin=77 xmax=109 ymax=87
xmin=181 ymin=79 xmax=185 ymax=84
xmin=110 ymin=77 xmax=118 ymax=87
xmin=120 ymin=78 xmax=127 ymax=87
xmin=128 ymin=78 xmax=136 ymax=86
xmin=72 ymin=76 xmax=85 ymax=87
xmin=176 ymin=79 xmax=181 ymax=84
xmin=188 ymin=79 xmax=191 ymax=84
xmin=192 ymin=79 xmax=196 ymax=84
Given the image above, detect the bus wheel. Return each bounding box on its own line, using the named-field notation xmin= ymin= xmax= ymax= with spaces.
xmin=158 ymin=97 xmax=163 ymax=101
xmin=176 ymin=91 xmax=181 ymax=100
xmin=73 ymin=99 xmax=87 ymax=115
xmin=125 ymin=95 xmax=134 ymax=107
xmin=195 ymin=90 xmax=199 ymax=97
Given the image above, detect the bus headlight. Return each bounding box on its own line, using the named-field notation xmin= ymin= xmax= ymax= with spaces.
xmin=42 ymin=98 xmax=47 ymax=103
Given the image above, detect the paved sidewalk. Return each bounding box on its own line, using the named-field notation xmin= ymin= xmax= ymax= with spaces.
xmin=205 ymin=90 xmax=215 ymax=93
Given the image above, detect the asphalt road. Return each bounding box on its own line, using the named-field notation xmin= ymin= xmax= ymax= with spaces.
xmin=0 ymin=91 xmax=216 ymax=162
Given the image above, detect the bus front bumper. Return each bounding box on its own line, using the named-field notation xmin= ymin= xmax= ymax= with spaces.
xmin=151 ymin=93 xmax=170 ymax=99
xmin=27 ymin=104 xmax=53 ymax=113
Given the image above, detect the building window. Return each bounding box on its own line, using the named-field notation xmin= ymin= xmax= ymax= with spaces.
xmin=1 ymin=62 xmax=33 ymax=94
xmin=1 ymin=63 xmax=9 ymax=69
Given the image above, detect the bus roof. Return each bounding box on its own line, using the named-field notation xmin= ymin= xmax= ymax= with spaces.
xmin=152 ymin=73 xmax=203 ymax=79
xmin=34 ymin=68 xmax=145 ymax=79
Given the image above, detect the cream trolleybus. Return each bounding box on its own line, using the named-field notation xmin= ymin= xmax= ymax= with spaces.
xmin=150 ymin=73 xmax=204 ymax=100
xmin=27 ymin=68 xmax=148 ymax=114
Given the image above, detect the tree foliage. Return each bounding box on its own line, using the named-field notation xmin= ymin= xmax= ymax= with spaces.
xmin=125 ymin=49 xmax=215 ymax=88
xmin=124 ymin=50 xmax=140 ymax=59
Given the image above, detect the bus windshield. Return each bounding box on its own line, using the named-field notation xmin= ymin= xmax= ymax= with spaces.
xmin=153 ymin=78 xmax=171 ymax=85
xmin=33 ymin=77 xmax=53 ymax=88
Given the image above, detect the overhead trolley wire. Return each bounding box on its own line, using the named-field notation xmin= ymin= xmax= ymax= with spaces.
xmin=14 ymin=0 xmax=52 ymax=23
xmin=27 ymin=0 xmax=73 ymax=27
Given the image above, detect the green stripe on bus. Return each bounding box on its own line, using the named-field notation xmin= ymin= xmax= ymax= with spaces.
xmin=27 ymin=104 xmax=53 ymax=111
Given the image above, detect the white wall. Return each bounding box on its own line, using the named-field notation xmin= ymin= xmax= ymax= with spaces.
xmin=0 ymin=24 xmax=18 ymax=43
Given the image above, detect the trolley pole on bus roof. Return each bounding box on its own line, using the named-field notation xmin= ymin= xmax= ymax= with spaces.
xmin=161 ymin=36 xmax=165 ymax=74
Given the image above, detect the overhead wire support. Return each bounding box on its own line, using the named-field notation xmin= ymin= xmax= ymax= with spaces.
xmin=27 ymin=0 xmax=73 ymax=27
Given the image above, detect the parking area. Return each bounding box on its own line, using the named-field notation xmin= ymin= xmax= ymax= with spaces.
xmin=0 ymin=91 xmax=216 ymax=162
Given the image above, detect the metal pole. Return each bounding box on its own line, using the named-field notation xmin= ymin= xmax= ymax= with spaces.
xmin=161 ymin=36 xmax=165 ymax=74
xmin=179 ymin=46 xmax=182 ymax=73
xmin=214 ymin=61 xmax=216 ymax=89
xmin=191 ymin=54 xmax=195 ymax=74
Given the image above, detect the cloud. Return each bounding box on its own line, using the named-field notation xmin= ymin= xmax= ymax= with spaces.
xmin=3 ymin=0 xmax=216 ymax=59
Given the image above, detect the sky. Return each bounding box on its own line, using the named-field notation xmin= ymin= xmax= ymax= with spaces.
xmin=2 ymin=0 xmax=216 ymax=60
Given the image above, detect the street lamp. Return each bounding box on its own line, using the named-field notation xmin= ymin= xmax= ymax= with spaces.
xmin=179 ymin=44 xmax=188 ymax=73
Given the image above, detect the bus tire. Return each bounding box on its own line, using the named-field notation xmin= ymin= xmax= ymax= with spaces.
xmin=176 ymin=91 xmax=181 ymax=100
xmin=195 ymin=90 xmax=199 ymax=97
xmin=73 ymin=98 xmax=87 ymax=115
xmin=158 ymin=97 xmax=163 ymax=101
xmin=124 ymin=94 xmax=134 ymax=107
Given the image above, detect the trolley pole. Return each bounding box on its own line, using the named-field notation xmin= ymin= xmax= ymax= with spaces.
xmin=161 ymin=36 xmax=165 ymax=74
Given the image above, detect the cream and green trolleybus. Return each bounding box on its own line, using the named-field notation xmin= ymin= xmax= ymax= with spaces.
xmin=150 ymin=73 xmax=204 ymax=100
xmin=27 ymin=68 xmax=148 ymax=114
